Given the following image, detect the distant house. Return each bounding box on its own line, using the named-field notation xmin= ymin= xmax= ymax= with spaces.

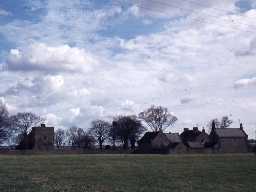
xmin=180 ymin=127 xmax=210 ymax=153
xmin=138 ymin=132 xmax=186 ymax=153
xmin=166 ymin=133 xmax=187 ymax=154
xmin=18 ymin=124 xmax=54 ymax=150
xmin=138 ymin=132 xmax=167 ymax=153
xmin=211 ymin=124 xmax=248 ymax=153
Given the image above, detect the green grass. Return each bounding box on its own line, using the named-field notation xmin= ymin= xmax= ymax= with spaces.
xmin=0 ymin=154 xmax=255 ymax=192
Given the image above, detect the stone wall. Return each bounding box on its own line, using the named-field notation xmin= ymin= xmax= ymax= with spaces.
xmin=29 ymin=124 xmax=54 ymax=150
xmin=217 ymin=138 xmax=248 ymax=153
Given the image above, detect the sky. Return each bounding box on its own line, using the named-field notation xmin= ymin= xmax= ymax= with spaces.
xmin=0 ymin=0 xmax=256 ymax=138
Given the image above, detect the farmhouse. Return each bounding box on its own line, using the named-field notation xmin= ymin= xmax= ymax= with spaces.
xmin=138 ymin=124 xmax=250 ymax=154
xmin=211 ymin=123 xmax=248 ymax=153
xmin=138 ymin=132 xmax=186 ymax=153
xmin=180 ymin=127 xmax=210 ymax=153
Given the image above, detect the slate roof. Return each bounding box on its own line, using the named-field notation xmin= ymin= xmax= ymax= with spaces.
xmin=180 ymin=129 xmax=201 ymax=142
xmin=138 ymin=132 xmax=159 ymax=144
xmin=166 ymin=133 xmax=181 ymax=143
xmin=215 ymin=128 xmax=247 ymax=138
xmin=138 ymin=132 xmax=182 ymax=145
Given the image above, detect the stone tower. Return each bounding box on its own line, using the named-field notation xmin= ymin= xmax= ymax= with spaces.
xmin=28 ymin=124 xmax=54 ymax=150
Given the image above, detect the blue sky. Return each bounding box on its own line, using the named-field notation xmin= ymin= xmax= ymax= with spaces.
xmin=0 ymin=0 xmax=256 ymax=138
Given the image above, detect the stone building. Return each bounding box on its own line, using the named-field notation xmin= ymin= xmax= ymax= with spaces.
xmin=211 ymin=123 xmax=248 ymax=153
xmin=18 ymin=124 xmax=54 ymax=150
xmin=138 ymin=132 xmax=186 ymax=153
xmin=180 ymin=127 xmax=210 ymax=153
xmin=138 ymin=124 xmax=249 ymax=154
xmin=138 ymin=132 xmax=168 ymax=153
xmin=29 ymin=124 xmax=54 ymax=150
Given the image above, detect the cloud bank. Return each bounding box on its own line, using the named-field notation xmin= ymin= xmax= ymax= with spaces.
xmin=0 ymin=0 xmax=256 ymax=138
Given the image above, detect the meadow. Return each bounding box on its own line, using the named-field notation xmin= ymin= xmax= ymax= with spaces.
xmin=0 ymin=154 xmax=255 ymax=192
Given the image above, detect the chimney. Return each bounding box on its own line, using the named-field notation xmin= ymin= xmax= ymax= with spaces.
xmin=202 ymin=128 xmax=205 ymax=133
xmin=41 ymin=124 xmax=46 ymax=128
xmin=240 ymin=123 xmax=243 ymax=130
xmin=184 ymin=128 xmax=189 ymax=132
xmin=212 ymin=121 xmax=216 ymax=130
xmin=193 ymin=127 xmax=198 ymax=132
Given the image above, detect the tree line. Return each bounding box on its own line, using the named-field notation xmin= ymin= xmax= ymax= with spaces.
xmin=54 ymin=105 xmax=179 ymax=150
xmin=0 ymin=101 xmax=236 ymax=150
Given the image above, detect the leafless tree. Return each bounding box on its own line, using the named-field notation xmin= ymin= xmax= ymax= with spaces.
xmin=139 ymin=105 xmax=177 ymax=132
xmin=66 ymin=126 xmax=86 ymax=148
xmin=9 ymin=112 xmax=43 ymax=145
xmin=208 ymin=116 xmax=232 ymax=130
xmin=89 ymin=120 xmax=111 ymax=150
xmin=0 ymin=103 xmax=9 ymax=144
xmin=55 ymin=129 xmax=65 ymax=148
xmin=220 ymin=116 xmax=233 ymax=128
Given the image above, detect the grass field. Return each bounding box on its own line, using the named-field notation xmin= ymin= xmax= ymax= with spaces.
xmin=0 ymin=154 xmax=255 ymax=192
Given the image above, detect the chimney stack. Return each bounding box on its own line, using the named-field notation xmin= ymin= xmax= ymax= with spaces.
xmin=240 ymin=123 xmax=243 ymax=130
xmin=212 ymin=121 xmax=216 ymax=130
xmin=193 ymin=127 xmax=198 ymax=132
xmin=184 ymin=128 xmax=189 ymax=132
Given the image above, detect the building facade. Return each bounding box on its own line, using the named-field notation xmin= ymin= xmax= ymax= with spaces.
xmin=29 ymin=124 xmax=54 ymax=150
xmin=212 ymin=124 xmax=248 ymax=153
xmin=18 ymin=124 xmax=54 ymax=150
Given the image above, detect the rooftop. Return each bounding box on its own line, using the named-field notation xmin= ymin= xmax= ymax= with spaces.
xmin=215 ymin=128 xmax=247 ymax=138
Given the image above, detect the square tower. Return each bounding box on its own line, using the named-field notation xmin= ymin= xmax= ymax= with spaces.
xmin=29 ymin=124 xmax=54 ymax=150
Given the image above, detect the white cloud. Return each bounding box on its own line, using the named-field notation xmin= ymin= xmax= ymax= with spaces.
xmin=45 ymin=113 xmax=62 ymax=126
xmin=70 ymin=108 xmax=81 ymax=117
xmin=234 ymin=77 xmax=256 ymax=88
xmin=45 ymin=75 xmax=64 ymax=91
xmin=0 ymin=0 xmax=122 ymax=46
xmin=132 ymin=0 xmax=237 ymax=18
xmin=6 ymin=43 xmax=96 ymax=73
xmin=1 ymin=0 xmax=256 ymax=137
xmin=0 ymin=8 xmax=10 ymax=16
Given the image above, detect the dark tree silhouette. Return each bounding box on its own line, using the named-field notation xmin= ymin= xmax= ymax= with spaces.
xmin=209 ymin=118 xmax=221 ymax=129
xmin=55 ymin=129 xmax=65 ymax=148
xmin=109 ymin=122 xmax=118 ymax=148
xmin=113 ymin=115 xmax=145 ymax=150
xmin=0 ymin=103 xmax=9 ymax=144
xmin=89 ymin=120 xmax=111 ymax=150
xmin=139 ymin=105 xmax=177 ymax=132
xmin=80 ymin=134 xmax=95 ymax=149
xmin=208 ymin=116 xmax=232 ymax=130
xmin=9 ymin=112 xmax=43 ymax=146
xmin=220 ymin=116 xmax=233 ymax=128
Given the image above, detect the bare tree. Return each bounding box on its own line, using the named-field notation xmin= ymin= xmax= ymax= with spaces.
xmin=55 ymin=129 xmax=65 ymax=148
xmin=208 ymin=116 xmax=232 ymax=130
xmin=220 ymin=116 xmax=233 ymax=128
xmin=139 ymin=105 xmax=177 ymax=132
xmin=66 ymin=126 xmax=86 ymax=148
xmin=9 ymin=112 xmax=43 ymax=146
xmin=89 ymin=120 xmax=111 ymax=150
xmin=0 ymin=103 xmax=9 ymax=144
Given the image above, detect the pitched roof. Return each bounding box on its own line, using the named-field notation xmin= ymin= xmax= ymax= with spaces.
xmin=165 ymin=133 xmax=181 ymax=143
xmin=180 ymin=129 xmax=201 ymax=142
xmin=215 ymin=128 xmax=247 ymax=138
xmin=138 ymin=132 xmax=160 ymax=144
